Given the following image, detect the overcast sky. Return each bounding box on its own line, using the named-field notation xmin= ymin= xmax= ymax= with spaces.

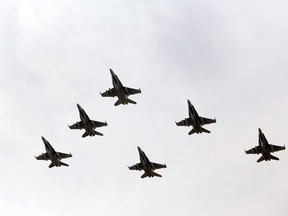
xmin=1 ymin=0 xmax=288 ymax=216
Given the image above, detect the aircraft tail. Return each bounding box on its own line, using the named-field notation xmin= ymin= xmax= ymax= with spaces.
xmin=257 ymin=156 xmax=265 ymax=163
xmin=257 ymin=155 xmax=279 ymax=163
xmin=270 ymin=154 xmax=279 ymax=161
xmin=60 ymin=162 xmax=69 ymax=167
xmin=49 ymin=163 xmax=55 ymax=168
xmin=114 ymin=98 xmax=137 ymax=106
xmin=152 ymin=172 xmax=162 ymax=178
xmin=94 ymin=130 xmax=103 ymax=136
xmin=82 ymin=130 xmax=103 ymax=138
xmin=114 ymin=100 xmax=122 ymax=106
xmin=82 ymin=132 xmax=89 ymax=138
xmin=201 ymin=127 xmax=211 ymax=133
xmin=126 ymin=98 xmax=136 ymax=104
xmin=141 ymin=173 xmax=148 ymax=178
xmin=141 ymin=172 xmax=162 ymax=178
xmin=188 ymin=127 xmax=211 ymax=135
xmin=188 ymin=128 xmax=196 ymax=135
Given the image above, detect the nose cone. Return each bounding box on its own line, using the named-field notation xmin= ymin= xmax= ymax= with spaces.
xmin=187 ymin=99 xmax=192 ymax=106
xmin=41 ymin=136 xmax=46 ymax=142
xmin=77 ymin=103 xmax=82 ymax=110
xmin=137 ymin=146 xmax=142 ymax=153
xmin=110 ymin=68 xmax=115 ymax=76
xmin=258 ymin=128 xmax=262 ymax=134
xmin=41 ymin=136 xmax=49 ymax=149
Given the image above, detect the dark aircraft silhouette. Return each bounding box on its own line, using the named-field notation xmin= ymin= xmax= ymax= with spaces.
xmin=100 ymin=69 xmax=141 ymax=106
xmin=68 ymin=104 xmax=107 ymax=138
xmin=128 ymin=146 xmax=167 ymax=178
xmin=245 ymin=128 xmax=285 ymax=162
xmin=35 ymin=137 xmax=72 ymax=168
xmin=176 ymin=99 xmax=216 ymax=135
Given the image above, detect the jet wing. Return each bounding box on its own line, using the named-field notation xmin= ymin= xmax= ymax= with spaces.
xmin=245 ymin=146 xmax=263 ymax=154
xmin=58 ymin=152 xmax=72 ymax=159
xmin=35 ymin=153 xmax=49 ymax=160
xmin=69 ymin=121 xmax=85 ymax=130
xmin=128 ymin=163 xmax=144 ymax=171
xmin=269 ymin=144 xmax=285 ymax=153
xmin=176 ymin=118 xmax=192 ymax=126
xmin=125 ymin=87 xmax=141 ymax=96
xmin=151 ymin=162 xmax=167 ymax=170
xmin=200 ymin=117 xmax=216 ymax=125
xmin=92 ymin=120 xmax=108 ymax=128
xmin=101 ymin=88 xmax=117 ymax=97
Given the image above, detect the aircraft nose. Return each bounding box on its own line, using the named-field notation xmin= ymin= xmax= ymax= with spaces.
xmin=41 ymin=136 xmax=46 ymax=142
xmin=137 ymin=146 xmax=142 ymax=152
xmin=77 ymin=103 xmax=81 ymax=110
xmin=109 ymin=68 xmax=114 ymax=75
xmin=187 ymin=99 xmax=191 ymax=105
xmin=258 ymin=128 xmax=262 ymax=133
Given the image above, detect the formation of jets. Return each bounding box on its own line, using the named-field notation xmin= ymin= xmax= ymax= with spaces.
xmin=35 ymin=69 xmax=286 ymax=175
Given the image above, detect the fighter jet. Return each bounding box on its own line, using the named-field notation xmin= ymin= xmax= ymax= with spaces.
xmin=100 ymin=69 xmax=141 ymax=106
xmin=68 ymin=104 xmax=108 ymax=138
xmin=35 ymin=136 xmax=72 ymax=168
xmin=245 ymin=128 xmax=285 ymax=163
xmin=128 ymin=146 xmax=167 ymax=178
xmin=175 ymin=99 xmax=216 ymax=135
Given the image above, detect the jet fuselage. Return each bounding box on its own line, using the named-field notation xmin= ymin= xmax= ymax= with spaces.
xmin=258 ymin=128 xmax=273 ymax=161
xmin=110 ymin=70 xmax=131 ymax=104
xmin=77 ymin=104 xmax=96 ymax=136
xmin=187 ymin=100 xmax=205 ymax=133
xmin=42 ymin=137 xmax=62 ymax=167
xmin=138 ymin=147 xmax=158 ymax=177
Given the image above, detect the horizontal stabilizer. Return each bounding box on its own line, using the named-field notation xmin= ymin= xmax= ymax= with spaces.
xmin=152 ymin=172 xmax=162 ymax=178
xmin=60 ymin=162 xmax=69 ymax=167
xmin=114 ymin=100 xmax=122 ymax=106
xmin=82 ymin=132 xmax=89 ymax=138
xmin=188 ymin=128 xmax=196 ymax=135
xmin=201 ymin=127 xmax=211 ymax=133
xmin=94 ymin=130 xmax=104 ymax=136
xmin=49 ymin=163 xmax=55 ymax=168
xmin=82 ymin=130 xmax=103 ymax=138
xmin=257 ymin=156 xmax=265 ymax=163
xmin=141 ymin=172 xmax=162 ymax=178
xmin=127 ymin=98 xmax=137 ymax=104
xmin=270 ymin=155 xmax=279 ymax=161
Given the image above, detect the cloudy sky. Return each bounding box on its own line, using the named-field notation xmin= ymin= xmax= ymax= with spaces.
xmin=1 ymin=0 xmax=288 ymax=215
